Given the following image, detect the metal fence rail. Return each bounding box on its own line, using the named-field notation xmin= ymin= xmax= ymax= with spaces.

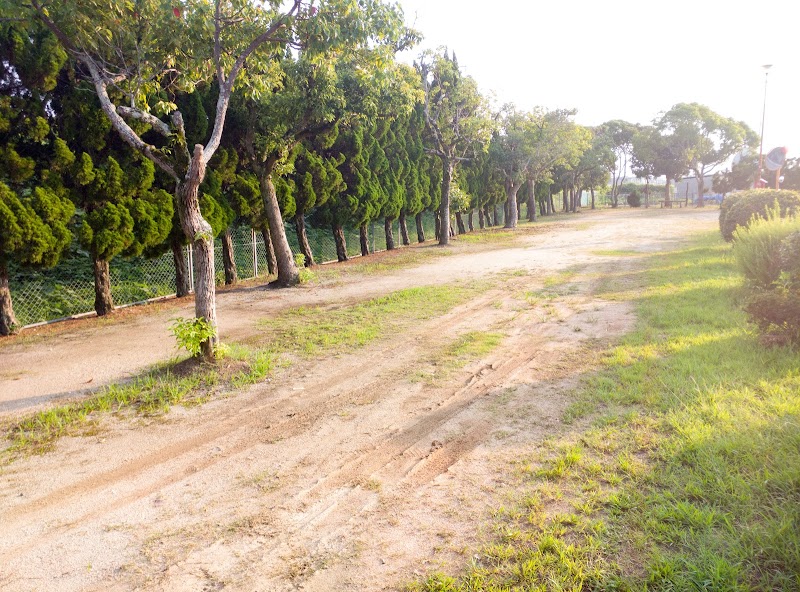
xmin=11 ymin=213 xmax=441 ymax=328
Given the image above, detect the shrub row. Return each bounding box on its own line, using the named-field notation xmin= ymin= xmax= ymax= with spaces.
xmin=733 ymin=207 xmax=800 ymax=346
xmin=719 ymin=189 xmax=800 ymax=241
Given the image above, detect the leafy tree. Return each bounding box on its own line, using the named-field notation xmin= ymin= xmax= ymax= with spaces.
xmin=0 ymin=23 xmax=74 ymax=335
xmin=417 ymin=49 xmax=493 ymax=244
xmin=631 ymin=126 xmax=661 ymax=207
xmin=574 ymin=127 xmax=614 ymax=210
xmin=598 ymin=120 xmax=637 ymax=207
xmin=15 ymin=0 xmax=335 ymax=358
xmin=491 ymin=105 xmax=534 ymax=229
xmin=713 ymin=153 xmax=759 ymax=195
xmin=656 ymin=103 xmax=757 ymax=206
xmin=290 ymin=136 xmax=345 ymax=265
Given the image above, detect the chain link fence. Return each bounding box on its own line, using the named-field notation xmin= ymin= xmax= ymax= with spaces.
xmin=11 ymin=213 xmax=440 ymax=328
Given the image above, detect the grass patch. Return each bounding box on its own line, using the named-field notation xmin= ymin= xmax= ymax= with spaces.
xmin=257 ymin=284 xmax=482 ymax=357
xmin=1 ymin=348 xmax=275 ymax=461
xmin=413 ymin=331 xmax=505 ymax=384
xmin=410 ymin=231 xmax=800 ymax=591
xmin=455 ymin=231 xmax=517 ymax=245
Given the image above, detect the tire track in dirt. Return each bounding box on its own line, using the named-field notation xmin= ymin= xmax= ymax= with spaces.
xmin=0 ymin=286 xmax=518 ymax=565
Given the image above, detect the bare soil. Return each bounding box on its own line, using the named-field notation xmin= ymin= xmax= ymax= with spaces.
xmin=0 ymin=209 xmax=717 ymax=591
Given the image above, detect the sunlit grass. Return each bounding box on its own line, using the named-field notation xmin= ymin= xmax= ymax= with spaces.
xmin=410 ymin=231 xmax=800 ymax=591
xmin=257 ymin=284 xmax=482 ymax=357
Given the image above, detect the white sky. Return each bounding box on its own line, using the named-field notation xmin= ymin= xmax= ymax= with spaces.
xmin=396 ymin=0 xmax=800 ymax=164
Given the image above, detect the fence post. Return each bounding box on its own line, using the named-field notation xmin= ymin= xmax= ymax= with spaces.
xmin=186 ymin=245 xmax=195 ymax=292
xmin=252 ymin=228 xmax=258 ymax=278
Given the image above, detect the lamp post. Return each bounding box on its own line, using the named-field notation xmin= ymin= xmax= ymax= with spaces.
xmin=757 ymin=64 xmax=772 ymax=188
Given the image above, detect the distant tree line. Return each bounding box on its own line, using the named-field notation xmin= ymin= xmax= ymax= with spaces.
xmin=1 ymin=1 xmax=757 ymax=350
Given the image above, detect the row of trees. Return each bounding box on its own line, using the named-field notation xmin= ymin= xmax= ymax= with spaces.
xmin=1 ymin=1 xmax=757 ymax=354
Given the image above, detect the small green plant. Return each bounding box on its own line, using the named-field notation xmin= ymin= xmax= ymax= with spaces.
xmin=170 ymin=317 xmax=217 ymax=357
xmin=294 ymin=253 xmax=316 ymax=284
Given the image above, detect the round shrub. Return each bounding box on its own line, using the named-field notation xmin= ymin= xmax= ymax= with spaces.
xmin=626 ymin=190 xmax=641 ymax=208
xmin=780 ymin=231 xmax=800 ymax=286
xmin=733 ymin=214 xmax=800 ymax=288
xmin=744 ymin=290 xmax=800 ymax=347
xmin=720 ymin=189 xmax=800 ymax=241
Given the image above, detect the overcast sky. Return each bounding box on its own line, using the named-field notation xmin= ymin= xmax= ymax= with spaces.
xmin=396 ymin=0 xmax=800 ymax=164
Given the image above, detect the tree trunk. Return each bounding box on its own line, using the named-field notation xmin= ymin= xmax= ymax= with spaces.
xmin=332 ymin=224 xmax=348 ymax=262
xmin=398 ymin=211 xmax=410 ymax=246
xmin=171 ymin=239 xmax=191 ymax=297
xmin=695 ymin=171 xmax=705 ymax=207
xmin=92 ymin=256 xmax=114 ymax=316
xmin=439 ymin=157 xmax=454 ymax=245
xmin=293 ymin=213 xmax=314 ymax=266
xmin=434 ymin=210 xmax=441 ymax=241
xmin=548 ymin=188 xmax=555 ymax=215
xmin=492 ymin=204 xmax=499 ymax=226
xmin=527 ymin=179 xmax=537 ymax=222
xmin=644 ymin=179 xmax=650 ymax=208
xmin=591 ymin=188 xmax=596 ymax=210
xmin=455 ymin=211 xmax=466 ymax=234
xmin=359 ymin=224 xmax=369 ymax=256
xmin=221 ymin=228 xmax=237 ymax=285
xmin=504 ymin=182 xmax=519 ymax=228
xmin=562 ymin=188 xmax=568 ymax=212
xmin=0 ymin=261 xmax=18 ymax=336
xmin=478 ymin=207 xmax=485 ymax=229
xmin=415 ymin=212 xmax=425 ymax=243
xmin=260 ymin=225 xmax=277 ymax=276
xmin=176 ymin=149 xmax=218 ymax=359
xmin=258 ymin=169 xmax=299 ymax=287
xmin=468 ymin=209 xmax=474 ymax=231
xmin=665 ymin=177 xmax=672 ymax=205
xmin=385 ymin=217 xmax=395 ymax=250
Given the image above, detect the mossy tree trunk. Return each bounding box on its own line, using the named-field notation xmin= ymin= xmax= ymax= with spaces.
xmin=221 ymin=228 xmax=238 ymax=285
xmin=0 ymin=261 xmax=19 ymax=336
xmin=171 ymin=239 xmax=192 ymax=297
xmin=293 ymin=213 xmax=315 ymax=266
xmin=384 ymin=217 xmax=395 ymax=250
xmin=92 ymin=257 xmax=114 ymax=316
xmin=415 ymin=212 xmax=425 ymax=243
xmin=398 ymin=211 xmax=410 ymax=246
xmin=332 ymin=224 xmax=348 ymax=262
xmin=359 ymin=224 xmax=369 ymax=257
xmin=260 ymin=225 xmax=277 ymax=276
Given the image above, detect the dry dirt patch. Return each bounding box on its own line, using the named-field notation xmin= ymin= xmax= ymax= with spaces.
xmin=0 ymin=209 xmax=718 ymax=591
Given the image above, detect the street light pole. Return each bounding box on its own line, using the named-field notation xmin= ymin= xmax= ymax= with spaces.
xmin=757 ymin=64 xmax=772 ymax=188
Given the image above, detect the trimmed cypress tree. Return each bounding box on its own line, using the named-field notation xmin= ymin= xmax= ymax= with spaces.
xmin=73 ymin=155 xmax=173 ymax=315
xmin=0 ymin=23 xmax=74 ymax=335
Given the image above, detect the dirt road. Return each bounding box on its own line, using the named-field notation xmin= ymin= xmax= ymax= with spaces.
xmin=0 ymin=209 xmax=717 ymax=591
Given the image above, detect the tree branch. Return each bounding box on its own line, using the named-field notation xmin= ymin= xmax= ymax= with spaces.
xmin=118 ymin=106 xmax=171 ymax=137
xmin=204 ymin=0 xmax=303 ymax=165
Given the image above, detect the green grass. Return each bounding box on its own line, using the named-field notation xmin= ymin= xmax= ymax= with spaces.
xmin=1 ymin=347 xmax=275 ymax=462
xmin=410 ymin=231 xmax=800 ymax=591
xmin=412 ymin=331 xmax=505 ymax=384
xmin=455 ymin=231 xmax=518 ymax=245
xmin=257 ymin=284 xmax=482 ymax=356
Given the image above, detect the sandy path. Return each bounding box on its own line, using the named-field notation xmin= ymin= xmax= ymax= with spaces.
xmin=0 ymin=209 xmax=711 ymax=416
xmin=0 ymin=208 xmax=717 ymax=591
